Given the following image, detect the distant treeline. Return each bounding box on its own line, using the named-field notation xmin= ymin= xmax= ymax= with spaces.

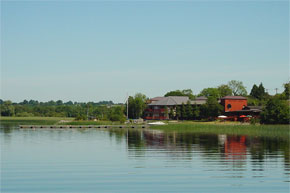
xmin=1 ymin=80 xmax=289 ymax=124
xmin=0 ymin=99 xmax=126 ymax=122
xmin=0 ymin=99 xmax=114 ymax=106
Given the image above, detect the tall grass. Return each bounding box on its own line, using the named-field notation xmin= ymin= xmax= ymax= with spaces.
xmin=152 ymin=123 xmax=290 ymax=139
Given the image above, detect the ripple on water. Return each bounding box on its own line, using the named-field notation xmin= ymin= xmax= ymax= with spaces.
xmin=1 ymin=128 xmax=289 ymax=193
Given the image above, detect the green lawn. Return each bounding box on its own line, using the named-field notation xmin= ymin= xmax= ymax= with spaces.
xmin=0 ymin=117 xmax=74 ymax=125
xmin=0 ymin=117 xmax=118 ymax=126
xmin=0 ymin=117 xmax=74 ymax=121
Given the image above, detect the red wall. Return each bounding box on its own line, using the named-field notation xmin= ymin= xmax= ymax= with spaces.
xmin=222 ymin=99 xmax=247 ymax=112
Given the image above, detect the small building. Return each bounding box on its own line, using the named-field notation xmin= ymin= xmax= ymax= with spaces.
xmin=220 ymin=96 xmax=262 ymax=120
xmin=220 ymin=96 xmax=247 ymax=112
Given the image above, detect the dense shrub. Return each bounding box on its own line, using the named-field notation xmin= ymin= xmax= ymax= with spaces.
xmin=260 ymin=98 xmax=290 ymax=124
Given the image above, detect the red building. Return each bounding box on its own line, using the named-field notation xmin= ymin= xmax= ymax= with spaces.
xmin=220 ymin=96 xmax=247 ymax=112
xmin=220 ymin=96 xmax=262 ymax=120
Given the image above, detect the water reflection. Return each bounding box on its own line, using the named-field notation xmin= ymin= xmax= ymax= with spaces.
xmin=1 ymin=126 xmax=289 ymax=166
xmin=108 ymin=128 xmax=290 ymax=170
xmin=1 ymin=125 xmax=289 ymax=192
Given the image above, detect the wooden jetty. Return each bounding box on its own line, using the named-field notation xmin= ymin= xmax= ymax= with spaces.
xmin=19 ymin=125 xmax=149 ymax=129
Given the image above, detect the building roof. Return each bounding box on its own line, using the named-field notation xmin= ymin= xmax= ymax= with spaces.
xmin=148 ymin=96 xmax=189 ymax=106
xmin=229 ymin=109 xmax=262 ymax=113
xmin=190 ymin=100 xmax=206 ymax=105
xmin=221 ymin=96 xmax=247 ymax=100
xmin=150 ymin=97 xmax=165 ymax=101
xmin=195 ymin=96 xmax=207 ymax=100
xmin=243 ymin=106 xmax=263 ymax=110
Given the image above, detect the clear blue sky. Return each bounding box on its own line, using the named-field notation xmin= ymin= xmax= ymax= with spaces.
xmin=1 ymin=1 xmax=289 ymax=103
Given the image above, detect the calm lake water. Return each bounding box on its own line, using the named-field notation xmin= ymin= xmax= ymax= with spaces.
xmin=1 ymin=124 xmax=289 ymax=193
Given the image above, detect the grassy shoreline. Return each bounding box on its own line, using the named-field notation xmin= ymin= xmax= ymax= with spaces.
xmin=0 ymin=117 xmax=119 ymax=125
xmin=0 ymin=117 xmax=74 ymax=125
xmin=152 ymin=122 xmax=290 ymax=139
xmin=1 ymin=117 xmax=289 ymax=139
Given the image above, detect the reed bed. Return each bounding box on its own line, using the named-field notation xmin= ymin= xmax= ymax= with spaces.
xmin=152 ymin=123 xmax=290 ymax=139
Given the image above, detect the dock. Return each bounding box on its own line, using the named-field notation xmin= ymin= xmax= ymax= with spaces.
xmin=19 ymin=125 xmax=149 ymax=129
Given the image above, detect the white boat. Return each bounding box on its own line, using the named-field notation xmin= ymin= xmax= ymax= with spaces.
xmin=148 ymin=121 xmax=166 ymax=125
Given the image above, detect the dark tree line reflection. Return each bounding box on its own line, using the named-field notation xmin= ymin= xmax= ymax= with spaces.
xmin=107 ymin=128 xmax=289 ymax=171
xmin=1 ymin=124 xmax=289 ymax=174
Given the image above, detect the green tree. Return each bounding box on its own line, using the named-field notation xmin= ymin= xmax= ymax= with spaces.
xmin=109 ymin=106 xmax=126 ymax=123
xmin=164 ymin=107 xmax=169 ymax=119
xmin=228 ymin=80 xmax=247 ymax=96
xmin=127 ymin=96 xmax=135 ymax=119
xmin=200 ymin=97 xmax=223 ymax=120
xmin=56 ymin=100 xmax=63 ymax=106
xmin=1 ymin=100 xmax=15 ymax=116
xmin=176 ymin=106 xmax=181 ymax=120
xmin=198 ymin=88 xmax=220 ymax=99
xmin=165 ymin=89 xmax=195 ymax=99
xmin=192 ymin=105 xmax=200 ymax=120
xmin=257 ymin=83 xmax=266 ymax=99
xmin=217 ymin=84 xmax=232 ymax=97
xmin=181 ymin=103 xmax=187 ymax=120
xmin=260 ymin=97 xmax=290 ymax=124
xmin=28 ymin=100 xmax=39 ymax=105
xmin=47 ymin=100 xmax=56 ymax=106
xmin=182 ymin=89 xmax=195 ymax=99
xmin=169 ymin=108 xmax=174 ymax=119
xmin=134 ymin=93 xmax=147 ymax=118
xmin=250 ymin=84 xmax=259 ymax=99
xmin=127 ymin=93 xmax=147 ymax=119
xmin=164 ymin=90 xmax=184 ymax=97
xmin=65 ymin=101 xmax=73 ymax=105
xmin=250 ymin=83 xmax=268 ymax=101
xmin=283 ymin=82 xmax=290 ymax=99
xmin=21 ymin=100 xmax=29 ymax=105
xmin=186 ymin=101 xmax=193 ymax=120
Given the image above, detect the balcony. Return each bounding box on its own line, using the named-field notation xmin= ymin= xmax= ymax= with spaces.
xmin=145 ymin=108 xmax=166 ymax=113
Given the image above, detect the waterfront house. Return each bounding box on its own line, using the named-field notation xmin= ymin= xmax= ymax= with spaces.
xmin=145 ymin=95 xmax=262 ymax=121
xmin=144 ymin=96 xmax=207 ymax=120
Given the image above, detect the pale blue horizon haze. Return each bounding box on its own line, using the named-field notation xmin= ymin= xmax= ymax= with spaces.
xmin=1 ymin=1 xmax=289 ymax=103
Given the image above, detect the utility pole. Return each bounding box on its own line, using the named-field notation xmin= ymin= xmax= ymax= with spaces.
xmin=275 ymin=88 xmax=278 ymax=94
